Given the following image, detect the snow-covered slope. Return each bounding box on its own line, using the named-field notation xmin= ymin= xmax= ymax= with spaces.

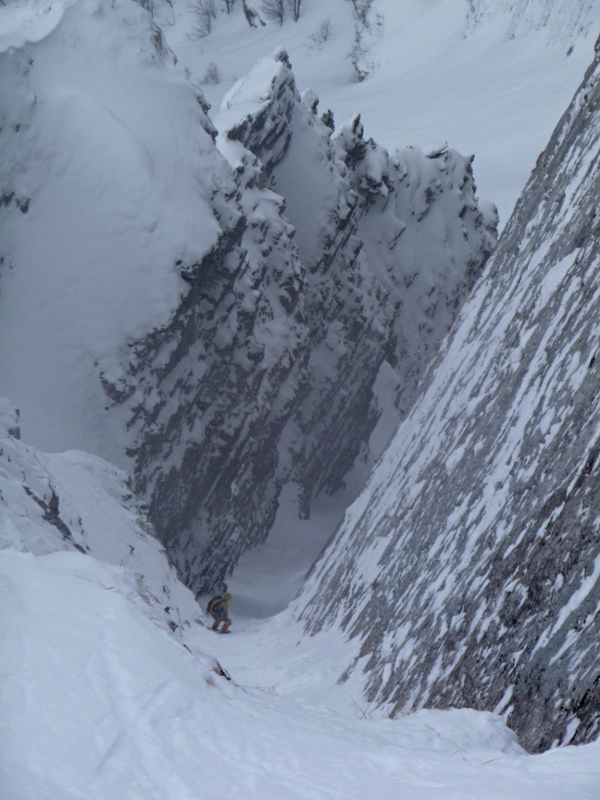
xmin=465 ymin=0 xmax=599 ymax=41
xmin=0 ymin=397 xmax=199 ymax=629
xmin=2 ymin=402 xmax=600 ymax=799
xmin=168 ymin=0 xmax=600 ymax=229
xmin=0 ymin=0 xmax=234 ymax=462
xmin=297 ymin=35 xmax=600 ymax=752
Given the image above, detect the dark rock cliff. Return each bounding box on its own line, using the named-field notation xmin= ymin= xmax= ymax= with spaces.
xmin=121 ymin=48 xmax=495 ymax=594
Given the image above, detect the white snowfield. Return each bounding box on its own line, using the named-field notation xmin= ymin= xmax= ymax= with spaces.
xmin=170 ymin=0 xmax=600 ymax=229
xmin=1 ymin=406 xmax=599 ymax=799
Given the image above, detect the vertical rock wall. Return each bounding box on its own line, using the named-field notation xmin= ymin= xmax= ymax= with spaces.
xmin=297 ymin=39 xmax=600 ymax=752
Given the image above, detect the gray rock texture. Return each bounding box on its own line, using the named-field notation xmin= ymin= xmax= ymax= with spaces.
xmin=123 ymin=49 xmax=495 ymax=594
xmin=297 ymin=38 xmax=600 ymax=752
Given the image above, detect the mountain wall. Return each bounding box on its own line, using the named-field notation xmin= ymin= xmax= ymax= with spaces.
xmin=297 ymin=38 xmax=600 ymax=752
xmin=0 ymin=0 xmax=495 ymax=595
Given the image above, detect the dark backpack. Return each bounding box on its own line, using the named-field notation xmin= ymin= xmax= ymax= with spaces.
xmin=207 ymin=595 xmax=221 ymax=614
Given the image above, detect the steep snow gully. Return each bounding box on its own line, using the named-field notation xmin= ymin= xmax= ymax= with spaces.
xmin=1 ymin=0 xmax=600 ymax=783
xmin=1 ymin=406 xmax=600 ymax=799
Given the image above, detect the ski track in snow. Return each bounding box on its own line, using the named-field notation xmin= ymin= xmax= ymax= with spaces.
xmin=2 ymin=548 xmax=600 ymax=800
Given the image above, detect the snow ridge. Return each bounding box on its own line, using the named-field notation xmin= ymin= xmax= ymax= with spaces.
xmin=0 ymin=397 xmax=200 ymax=637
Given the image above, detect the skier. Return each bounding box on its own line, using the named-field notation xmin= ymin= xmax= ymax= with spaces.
xmin=207 ymin=592 xmax=232 ymax=634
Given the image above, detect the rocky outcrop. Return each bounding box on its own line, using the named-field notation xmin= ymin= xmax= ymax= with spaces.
xmin=297 ymin=38 xmax=600 ymax=752
xmin=332 ymin=116 xmax=497 ymax=419
xmin=0 ymin=1 xmax=495 ymax=597
xmin=148 ymin=47 xmax=494 ymax=584
xmin=216 ymin=50 xmax=495 ymax=508
xmin=123 ymin=137 xmax=310 ymax=593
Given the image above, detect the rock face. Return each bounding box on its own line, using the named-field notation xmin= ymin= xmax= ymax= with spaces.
xmin=129 ymin=48 xmax=495 ymax=592
xmin=0 ymin=1 xmax=495 ymax=596
xmin=297 ymin=39 xmax=600 ymax=752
